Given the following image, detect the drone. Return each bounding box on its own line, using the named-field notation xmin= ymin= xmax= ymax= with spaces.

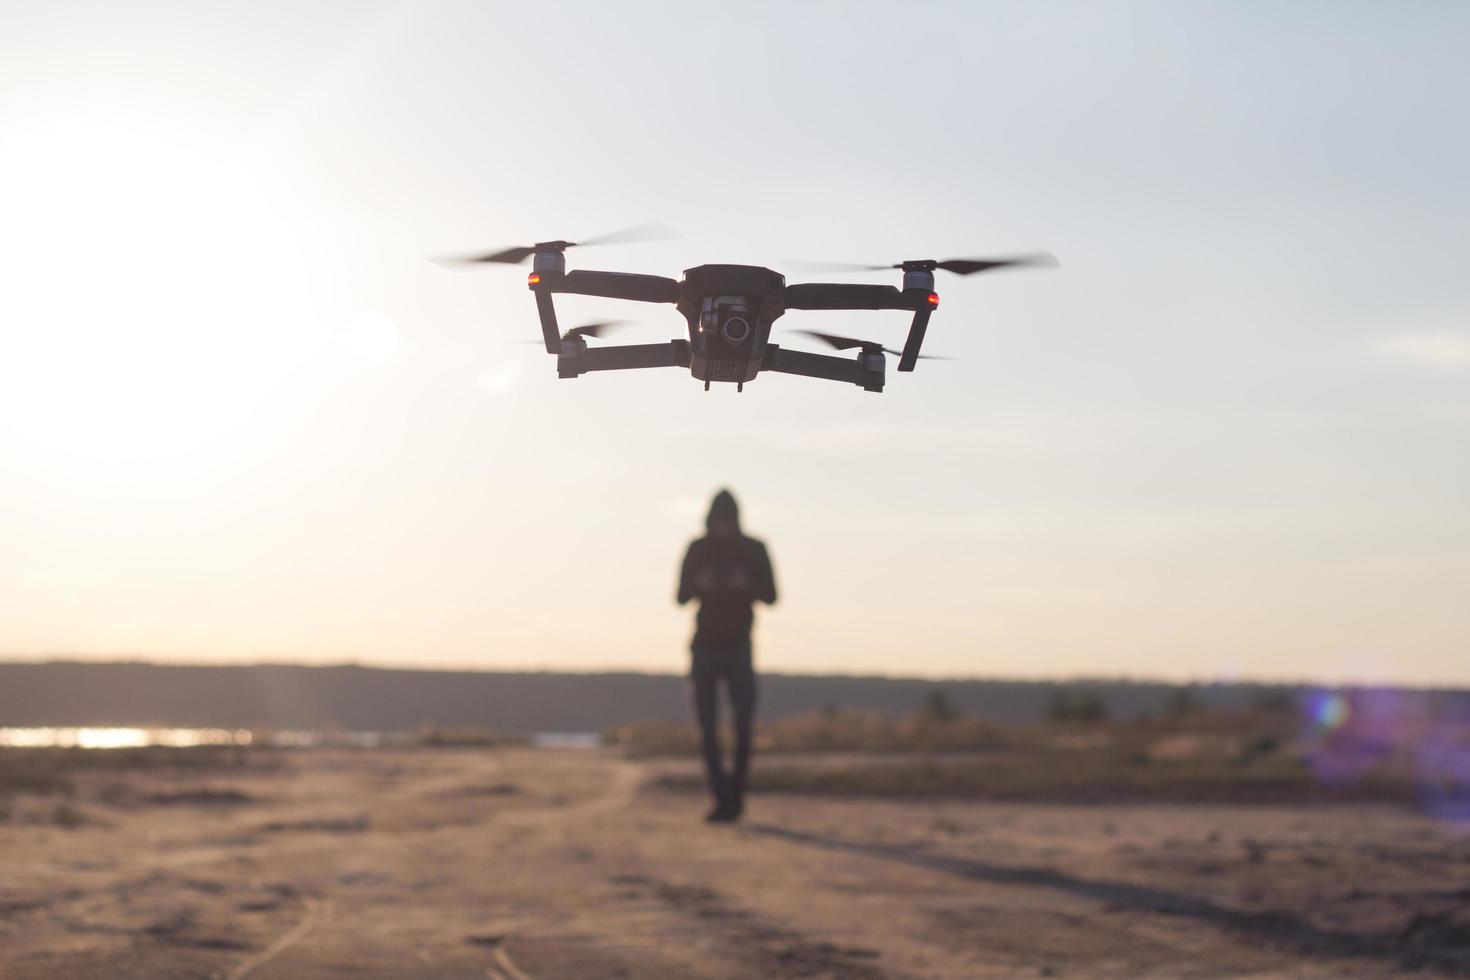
xmin=447 ymin=224 xmax=1055 ymax=393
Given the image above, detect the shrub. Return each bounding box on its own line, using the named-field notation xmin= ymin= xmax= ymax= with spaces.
xmin=1046 ymin=689 xmax=1110 ymax=724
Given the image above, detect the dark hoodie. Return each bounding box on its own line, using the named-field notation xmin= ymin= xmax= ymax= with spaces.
xmin=677 ymin=490 xmax=777 ymax=648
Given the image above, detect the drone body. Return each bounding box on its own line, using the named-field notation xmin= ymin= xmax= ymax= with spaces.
xmin=456 ymin=227 xmax=1053 ymax=394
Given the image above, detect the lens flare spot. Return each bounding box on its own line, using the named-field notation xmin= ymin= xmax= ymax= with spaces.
xmin=1314 ymin=692 xmax=1349 ymax=729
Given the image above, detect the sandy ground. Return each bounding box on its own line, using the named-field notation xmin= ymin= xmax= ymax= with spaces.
xmin=2 ymin=746 xmax=1469 ymax=978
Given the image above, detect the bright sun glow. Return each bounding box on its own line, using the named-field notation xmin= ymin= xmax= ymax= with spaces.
xmin=0 ymin=112 xmax=332 ymax=468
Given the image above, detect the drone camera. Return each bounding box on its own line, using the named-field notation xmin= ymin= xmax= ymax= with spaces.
xmin=721 ymin=312 xmax=751 ymax=344
xmin=701 ymin=296 xmax=755 ymax=352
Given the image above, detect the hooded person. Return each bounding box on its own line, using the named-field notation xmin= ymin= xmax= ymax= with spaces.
xmin=676 ymin=488 xmax=777 ymax=822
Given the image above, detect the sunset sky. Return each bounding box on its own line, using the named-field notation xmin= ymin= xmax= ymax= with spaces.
xmin=2 ymin=2 xmax=1467 ymax=684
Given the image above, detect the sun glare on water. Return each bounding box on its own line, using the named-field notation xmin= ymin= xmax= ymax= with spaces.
xmin=0 ymin=112 xmax=332 ymax=469
xmin=0 ymin=727 xmax=253 ymax=749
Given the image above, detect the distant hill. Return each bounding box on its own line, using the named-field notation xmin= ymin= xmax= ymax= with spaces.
xmin=0 ymin=661 xmax=1456 ymax=734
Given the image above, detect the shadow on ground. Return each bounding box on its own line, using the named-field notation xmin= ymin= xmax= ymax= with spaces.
xmin=746 ymin=823 xmax=1470 ymax=976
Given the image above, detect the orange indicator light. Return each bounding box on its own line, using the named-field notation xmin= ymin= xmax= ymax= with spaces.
xmin=927 ymin=292 xmax=939 ymax=306
xmin=527 ymin=273 xmax=541 ymax=285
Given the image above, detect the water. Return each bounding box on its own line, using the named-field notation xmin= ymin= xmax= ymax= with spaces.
xmin=531 ymin=731 xmax=602 ymax=749
xmin=0 ymin=727 xmax=254 ymax=749
xmin=0 ymin=727 xmax=602 ymax=749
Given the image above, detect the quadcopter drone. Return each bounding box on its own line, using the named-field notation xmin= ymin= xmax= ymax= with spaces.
xmin=449 ymin=224 xmax=1055 ymax=393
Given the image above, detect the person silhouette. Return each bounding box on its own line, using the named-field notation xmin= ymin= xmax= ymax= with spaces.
xmin=676 ymin=489 xmax=777 ymax=823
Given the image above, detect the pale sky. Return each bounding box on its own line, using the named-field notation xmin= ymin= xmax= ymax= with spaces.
xmin=2 ymin=2 xmax=1467 ymax=684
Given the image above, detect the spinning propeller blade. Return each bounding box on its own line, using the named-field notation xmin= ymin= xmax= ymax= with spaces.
xmin=571 ymin=223 xmax=680 ymax=248
xmin=441 ymin=223 xmax=680 ymax=266
xmin=934 ymin=253 xmax=1058 ymax=275
xmin=790 ymin=329 xmax=951 ymax=360
xmin=786 ymin=252 xmax=1057 ymax=276
xmin=520 ymin=320 xmax=631 ymax=344
xmin=563 ymin=320 xmax=625 ymax=340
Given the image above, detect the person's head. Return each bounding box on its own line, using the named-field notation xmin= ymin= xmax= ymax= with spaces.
xmin=706 ymin=488 xmax=740 ymax=538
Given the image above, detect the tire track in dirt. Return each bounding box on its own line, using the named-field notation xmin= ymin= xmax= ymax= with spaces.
xmin=608 ymin=872 xmax=893 ymax=979
xmin=503 ymin=758 xmax=643 ymax=826
xmin=225 ymin=896 xmax=331 ymax=980
xmin=494 ymin=943 xmax=534 ymax=980
xmin=745 ymin=823 xmax=1470 ymax=977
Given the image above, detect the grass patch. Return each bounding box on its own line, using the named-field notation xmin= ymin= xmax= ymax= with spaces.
xmin=0 ymin=744 xmax=279 ymax=815
xmin=0 ymin=752 xmax=77 ymax=799
xmin=636 ymin=704 xmax=1470 ymax=806
xmin=412 ymin=726 xmax=528 ymax=748
xmin=655 ymin=747 xmax=1414 ymax=804
xmin=144 ymin=787 xmax=254 ymax=806
xmin=608 ymin=708 xmax=1010 ymax=758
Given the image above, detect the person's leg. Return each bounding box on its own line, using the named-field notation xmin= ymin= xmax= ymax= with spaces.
xmin=690 ymin=654 xmax=728 ymax=814
xmin=726 ymin=646 xmax=757 ymax=818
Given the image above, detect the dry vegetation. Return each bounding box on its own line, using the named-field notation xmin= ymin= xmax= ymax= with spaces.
xmin=608 ymin=703 xmax=1009 ymax=758
xmin=0 ymin=729 xmax=523 ymax=826
xmin=616 ymin=695 xmax=1470 ymax=809
xmin=0 ymin=745 xmax=276 ymax=827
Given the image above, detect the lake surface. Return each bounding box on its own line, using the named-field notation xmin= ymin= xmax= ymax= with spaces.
xmin=0 ymin=727 xmax=601 ymax=749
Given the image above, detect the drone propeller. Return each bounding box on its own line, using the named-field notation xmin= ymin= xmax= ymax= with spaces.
xmin=786 ymin=252 xmax=1058 ymax=277
xmin=790 ymin=329 xmax=951 ymax=360
xmin=443 ymin=222 xmax=680 ymax=266
xmin=521 ymin=320 xmax=629 ymax=344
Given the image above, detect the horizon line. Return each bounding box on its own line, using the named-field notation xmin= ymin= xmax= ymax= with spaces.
xmin=3 ymin=655 xmax=1468 ymax=694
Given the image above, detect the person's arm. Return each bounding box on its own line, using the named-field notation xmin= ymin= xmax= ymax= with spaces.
xmin=751 ymin=540 xmax=777 ymax=605
xmin=676 ymin=542 xmax=699 ymax=605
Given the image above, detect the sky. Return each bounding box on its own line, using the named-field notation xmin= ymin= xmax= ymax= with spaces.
xmin=1 ymin=2 xmax=1467 ymax=685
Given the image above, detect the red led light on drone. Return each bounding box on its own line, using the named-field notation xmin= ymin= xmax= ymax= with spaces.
xmin=927 ymin=292 xmax=940 ymax=306
xmin=527 ymin=273 xmax=541 ymax=285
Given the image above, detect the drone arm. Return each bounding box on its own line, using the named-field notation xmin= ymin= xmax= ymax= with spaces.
xmin=896 ymin=306 xmax=933 ymax=372
xmin=548 ymin=270 xmax=681 ymax=304
xmin=557 ymin=340 xmax=691 ymax=379
xmin=782 ymin=283 xmax=918 ymax=311
xmin=534 ymin=290 xmax=561 ymax=354
xmin=762 ymin=344 xmax=882 ymax=393
xmin=532 ymin=269 xmax=678 ymax=353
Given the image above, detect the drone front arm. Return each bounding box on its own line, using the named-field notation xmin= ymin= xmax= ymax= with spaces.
xmin=896 ymin=306 xmax=933 ymax=373
xmin=531 ymin=269 xmax=682 ymax=353
xmin=782 ymin=283 xmax=919 ymax=311
xmin=534 ymin=290 xmax=560 ymax=353
xmin=547 ymin=270 xmax=681 ymax=304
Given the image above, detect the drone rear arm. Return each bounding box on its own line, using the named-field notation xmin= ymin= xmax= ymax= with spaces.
xmin=557 ymin=340 xmax=691 ymax=379
xmin=762 ymin=344 xmax=883 ymax=393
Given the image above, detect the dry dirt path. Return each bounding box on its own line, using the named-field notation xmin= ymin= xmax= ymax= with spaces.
xmin=2 ymin=746 xmax=1468 ymax=978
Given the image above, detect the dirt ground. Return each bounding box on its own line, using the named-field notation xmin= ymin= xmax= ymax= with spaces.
xmin=2 ymin=746 xmax=1469 ymax=978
